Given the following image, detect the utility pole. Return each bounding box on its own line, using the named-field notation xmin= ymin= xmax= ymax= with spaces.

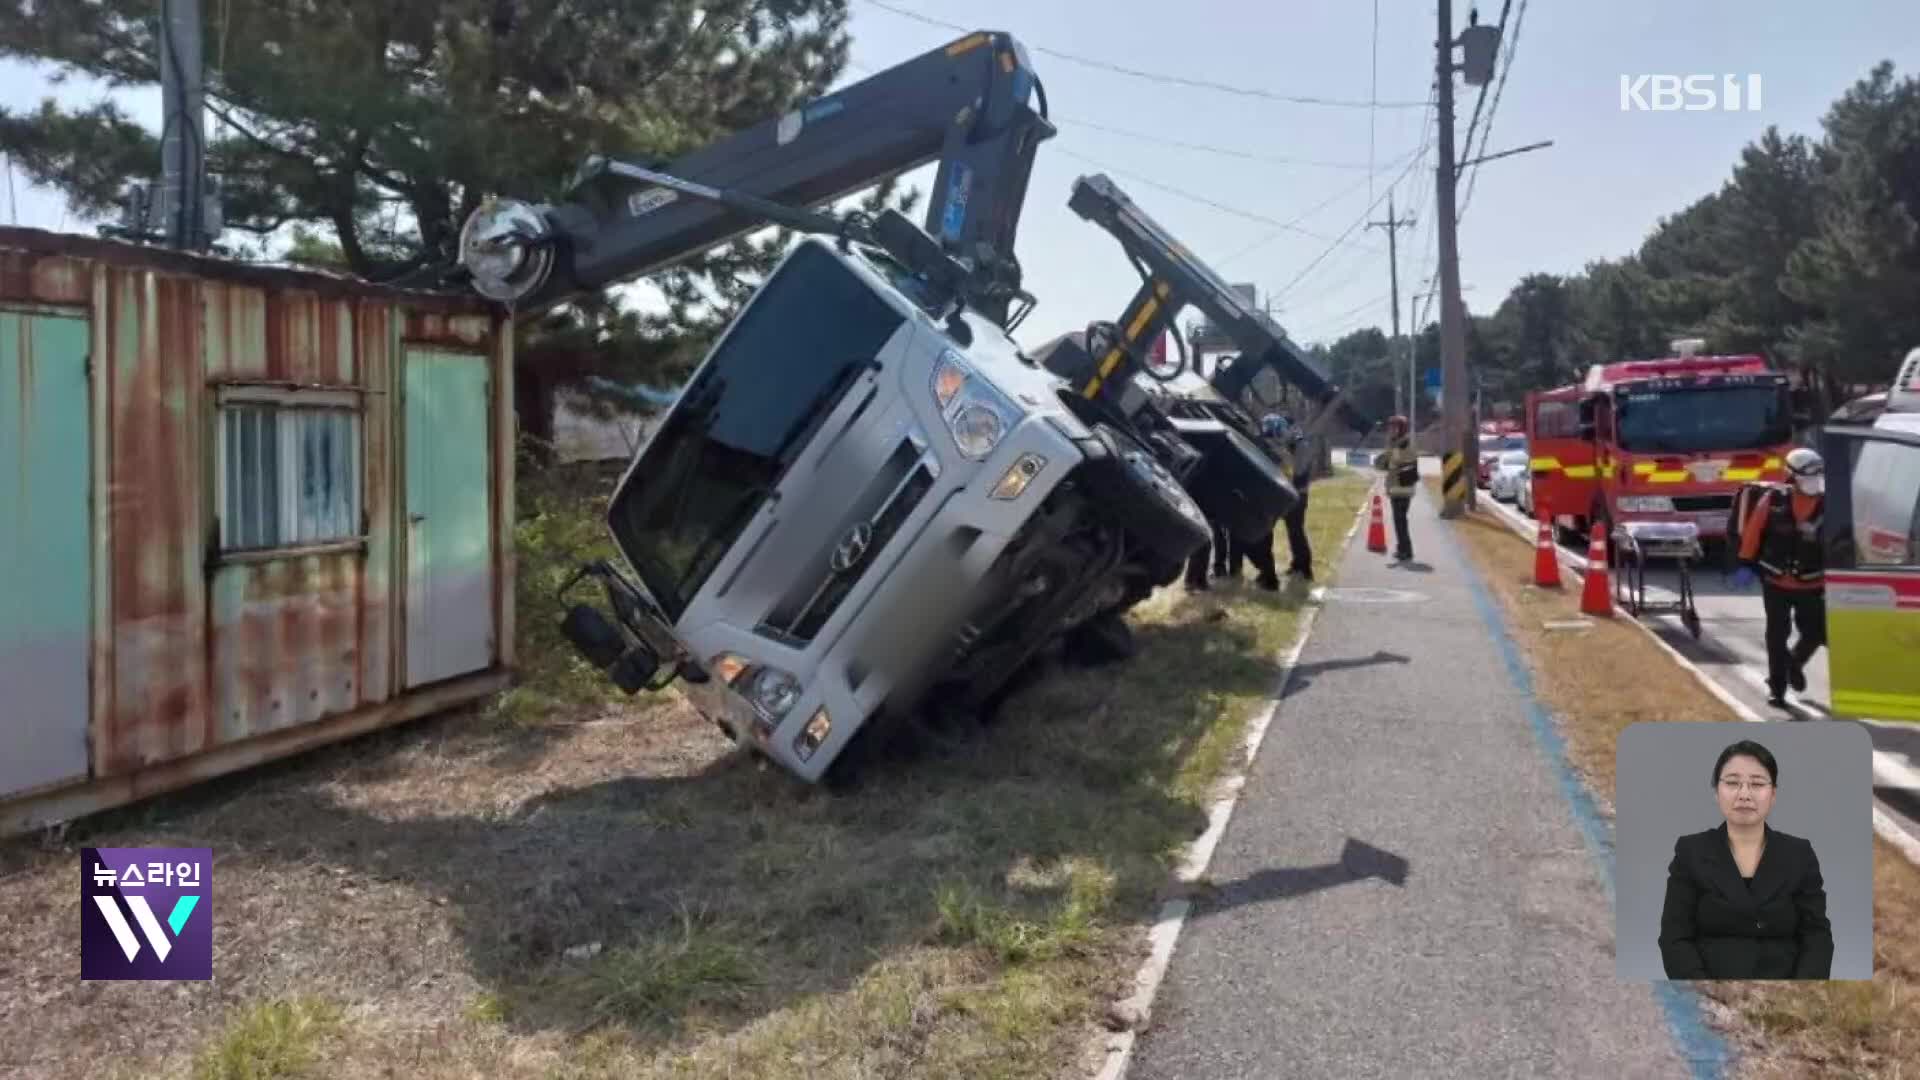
xmin=1367 ymin=193 xmax=1416 ymax=439
xmin=158 ymin=0 xmax=208 ymax=249
xmin=1435 ymin=0 xmax=1472 ymax=516
xmin=1435 ymin=3 xmax=1505 ymax=515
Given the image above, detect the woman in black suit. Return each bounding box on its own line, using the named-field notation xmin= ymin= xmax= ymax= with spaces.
xmin=1659 ymin=739 xmax=1834 ymax=979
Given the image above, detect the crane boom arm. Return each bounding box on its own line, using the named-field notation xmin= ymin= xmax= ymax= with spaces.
xmin=460 ymin=30 xmax=1054 ymax=323
xmin=1063 ymin=173 xmax=1373 ymax=431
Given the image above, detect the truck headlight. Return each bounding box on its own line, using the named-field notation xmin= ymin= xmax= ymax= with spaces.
xmin=990 ymin=453 xmax=1047 ymax=500
xmin=708 ymin=653 xmax=803 ymax=722
xmin=794 ymin=707 xmax=832 ymax=761
xmin=1617 ymin=496 xmax=1674 ymax=513
xmin=930 ymin=350 xmax=1017 ymax=460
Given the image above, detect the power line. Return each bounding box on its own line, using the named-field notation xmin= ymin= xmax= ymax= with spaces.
xmin=1209 ymin=144 xmax=1429 ymax=266
xmin=1049 ymin=115 xmax=1405 ymax=171
xmin=1271 ymin=143 xmax=1428 ymax=304
xmin=842 ymin=59 xmax=1409 ymax=171
xmin=1291 ymin=289 xmax=1394 ymax=342
xmin=1369 ymin=0 xmax=1381 ymax=205
xmin=857 ymin=0 xmax=1429 ymax=109
xmin=1271 ymin=92 xmax=1436 ymax=304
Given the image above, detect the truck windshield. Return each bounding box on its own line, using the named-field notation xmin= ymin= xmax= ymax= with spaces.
xmin=607 ymin=244 xmax=907 ymax=622
xmin=1614 ymin=384 xmax=1792 ymax=454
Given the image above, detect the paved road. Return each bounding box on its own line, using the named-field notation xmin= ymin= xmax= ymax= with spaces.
xmin=1472 ymin=485 xmax=1920 ymax=850
xmin=1129 ymin=482 xmax=1714 ymax=1079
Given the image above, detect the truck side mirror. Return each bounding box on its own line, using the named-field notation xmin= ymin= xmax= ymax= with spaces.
xmin=561 ymin=603 xmax=662 ymax=694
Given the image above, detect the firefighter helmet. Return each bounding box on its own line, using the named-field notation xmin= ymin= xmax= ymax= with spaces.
xmin=1785 ymin=447 xmax=1823 ymax=477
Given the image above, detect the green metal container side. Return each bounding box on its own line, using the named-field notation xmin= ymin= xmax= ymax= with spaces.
xmin=0 ymin=309 xmax=93 ymax=797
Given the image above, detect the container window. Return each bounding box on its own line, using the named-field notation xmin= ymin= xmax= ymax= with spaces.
xmin=218 ymin=404 xmax=362 ymax=551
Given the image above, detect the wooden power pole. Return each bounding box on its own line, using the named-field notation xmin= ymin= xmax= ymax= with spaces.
xmin=1435 ymin=0 xmax=1473 ymax=516
xmin=1367 ymin=193 xmax=1416 ymax=436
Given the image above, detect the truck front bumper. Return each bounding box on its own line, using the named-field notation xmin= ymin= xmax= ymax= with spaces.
xmin=681 ymin=415 xmax=1087 ymax=783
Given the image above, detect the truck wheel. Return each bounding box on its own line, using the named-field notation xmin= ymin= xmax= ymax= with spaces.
xmin=1078 ymin=423 xmax=1213 ymax=567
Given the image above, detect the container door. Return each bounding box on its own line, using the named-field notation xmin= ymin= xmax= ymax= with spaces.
xmin=403 ymin=348 xmax=494 ymax=689
xmin=1822 ymin=425 xmax=1920 ymax=722
xmin=1 ymin=310 xmax=92 ymax=797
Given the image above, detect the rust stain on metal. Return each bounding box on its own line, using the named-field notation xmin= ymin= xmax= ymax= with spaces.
xmin=403 ymin=311 xmax=495 ymax=349
xmin=0 ymin=248 xmax=90 ymax=306
xmin=105 ymin=267 xmax=210 ymax=773
xmin=2 ymin=224 xmax=507 ymax=809
xmin=0 ymin=225 xmax=502 ymax=314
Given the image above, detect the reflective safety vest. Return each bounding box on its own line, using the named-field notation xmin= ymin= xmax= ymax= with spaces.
xmin=1741 ymin=487 xmax=1824 ymax=589
xmin=1377 ymin=439 xmax=1419 ymax=495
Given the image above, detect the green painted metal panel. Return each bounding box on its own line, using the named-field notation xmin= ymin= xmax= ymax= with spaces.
xmin=404 ymin=348 xmax=494 ymax=687
xmin=1 ymin=310 xmax=92 ymax=797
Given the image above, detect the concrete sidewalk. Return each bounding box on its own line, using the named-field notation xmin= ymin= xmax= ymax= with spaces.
xmin=1127 ymin=484 xmax=1724 ymax=1080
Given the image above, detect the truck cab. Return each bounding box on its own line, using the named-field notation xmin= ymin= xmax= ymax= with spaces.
xmin=607 ymin=236 xmax=1205 ymax=779
xmin=1525 ymin=343 xmax=1795 ymax=548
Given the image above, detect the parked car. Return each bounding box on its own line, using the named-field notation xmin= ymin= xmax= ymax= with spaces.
xmin=1515 ymin=461 xmax=1536 ymax=516
xmin=1488 ymin=449 xmax=1530 ymax=502
xmin=1476 ymin=434 xmax=1504 ymax=487
xmin=1477 ymin=433 xmax=1526 ymax=487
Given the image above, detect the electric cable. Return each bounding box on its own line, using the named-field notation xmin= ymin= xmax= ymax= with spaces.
xmin=858 ymin=0 xmax=1429 ymax=110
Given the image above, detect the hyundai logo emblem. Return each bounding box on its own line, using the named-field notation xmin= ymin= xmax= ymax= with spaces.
xmin=830 ymin=522 xmax=874 ymax=573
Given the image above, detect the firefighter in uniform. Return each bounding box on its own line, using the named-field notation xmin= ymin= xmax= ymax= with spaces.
xmin=1266 ymin=414 xmax=1316 ymax=581
xmin=1183 ymin=414 xmax=1290 ymax=593
xmin=1375 ymin=415 xmax=1419 ymax=561
xmin=1734 ymin=447 xmax=1828 ymax=709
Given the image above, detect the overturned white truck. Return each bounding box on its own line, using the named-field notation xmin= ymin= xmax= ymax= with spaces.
xmin=444 ymin=30 xmax=1369 ymax=784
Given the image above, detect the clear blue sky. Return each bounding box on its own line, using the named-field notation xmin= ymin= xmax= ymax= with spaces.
xmin=5 ymin=0 xmax=1918 ymax=353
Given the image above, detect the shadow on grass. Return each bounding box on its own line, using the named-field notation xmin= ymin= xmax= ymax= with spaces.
xmin=14 ymin=608 xmax=1294 ymax=1056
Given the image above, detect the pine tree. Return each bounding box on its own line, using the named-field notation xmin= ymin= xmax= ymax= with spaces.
xmin=0 ymin=0 xmax=894 ymax=453
xmin=1782 ymin=61 xmax=1920 ymax=406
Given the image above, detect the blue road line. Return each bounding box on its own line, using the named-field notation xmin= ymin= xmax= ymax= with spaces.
xmin=1435 ymin=499 xmax=1733 ymax=1080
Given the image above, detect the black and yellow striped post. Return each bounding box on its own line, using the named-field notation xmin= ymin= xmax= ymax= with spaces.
xmin=1442 ymin=450 xmax=1470 ymax=506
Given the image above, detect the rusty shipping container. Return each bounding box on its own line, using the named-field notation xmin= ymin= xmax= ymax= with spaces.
xmin=0 ymin=226 xmax=516 ymax=834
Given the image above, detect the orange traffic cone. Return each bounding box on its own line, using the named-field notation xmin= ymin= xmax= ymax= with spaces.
xmin=1366 ymin=492 xmax=1388 ymax=553
xmin=1533 ymin=510 xmax=1562 ymax=588
xmin=1580 ymin=521 xmax=1613 ymax=617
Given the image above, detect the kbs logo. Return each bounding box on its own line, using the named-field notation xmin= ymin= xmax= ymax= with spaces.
xmin=81 ymin=848 xmax=212 ymax=981
xmin=1620 ymin=74 xmax=1763 ymax=112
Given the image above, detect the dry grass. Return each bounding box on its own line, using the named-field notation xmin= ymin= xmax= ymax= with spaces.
xmin=1437 ymin=481 xmax=1920 ymax=1079
xmin=0 ymin=464 xmax=1372 ymax=1080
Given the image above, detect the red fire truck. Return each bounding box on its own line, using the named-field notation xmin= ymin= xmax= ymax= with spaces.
xmin=1523 ymin=341 xmax=1797 ymax=552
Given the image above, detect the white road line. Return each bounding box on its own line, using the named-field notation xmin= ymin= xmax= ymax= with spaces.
xmin=1094 ymin=499 xmax=1365 ymax=1080
xmin=1475 ymin=494 xmax=1920 ymax=868
xmin=1873 ymin=747 xmax=1920 ymax=793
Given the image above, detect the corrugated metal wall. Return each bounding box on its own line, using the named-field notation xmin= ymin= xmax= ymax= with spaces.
xmin=0 ymin=229 xmax=507 ymax=793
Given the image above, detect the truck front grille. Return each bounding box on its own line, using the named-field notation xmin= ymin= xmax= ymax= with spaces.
xmin=757 ymin=437 xmax=937 ymax=646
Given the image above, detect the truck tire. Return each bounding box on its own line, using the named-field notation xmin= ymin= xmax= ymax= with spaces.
xmin=1078 ymin=422 xmax=1213 ymax=568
